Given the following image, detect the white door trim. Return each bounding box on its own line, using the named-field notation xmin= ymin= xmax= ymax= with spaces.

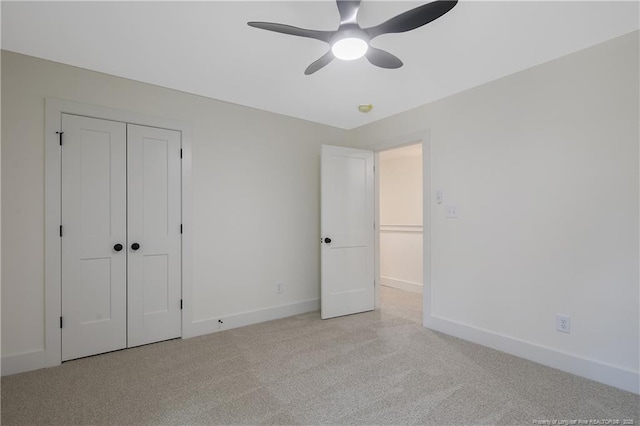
xmin=372 ymin=131 xmax=431 ymax=320
xmin=44 ymin=98 xmax=194 ymax=367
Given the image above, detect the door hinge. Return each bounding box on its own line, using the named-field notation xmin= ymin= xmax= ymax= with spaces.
xmin=180 ymin=299 xmax=183 ymax=310
xmin=60 ymin=316 xmax=63 ymax=329
xmin=59 ymin=225 xmax=63 ymax=237
xmin=56 ymin=131 xmax=64 ymax=146
xmin=180 ymin=149 xmax=182 ymax=159
xmin=180 ymin=224 xmax=183 ymax=234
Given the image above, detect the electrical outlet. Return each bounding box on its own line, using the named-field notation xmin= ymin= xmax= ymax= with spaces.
xmin=556 ymin=314 xmax=571 ymax=333
xmin=276 ymin=282 xmax=284 ymax=294
xmin=445 ymin=205 xmax=459 ymax=219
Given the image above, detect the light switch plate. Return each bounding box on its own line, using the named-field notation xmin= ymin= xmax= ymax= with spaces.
xmin=436 ymin=190 xmax=443 ymax=204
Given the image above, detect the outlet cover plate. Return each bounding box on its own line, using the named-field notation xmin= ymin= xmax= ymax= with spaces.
xmin=556 ymin=314 xmax=571 ymax=333
xmin=445 ymin=205 xmax=459 ymax=219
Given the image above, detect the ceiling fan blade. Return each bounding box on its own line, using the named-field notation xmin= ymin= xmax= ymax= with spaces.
xmin=365 ymin=0 xmax=458 ymax=39
xmin=248 ymin=22 xmax=333 ymax=43
xmin=336 ymin=0 xmax=361 ymax=25
xmin=365 ymin=47 xmax=403 ymax=69
xmin=305 ymin=51 xmax=335 ymax=75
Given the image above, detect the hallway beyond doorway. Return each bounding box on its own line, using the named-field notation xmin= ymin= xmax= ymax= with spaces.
xmin=380 ymin=285 xmax=422 ymax=324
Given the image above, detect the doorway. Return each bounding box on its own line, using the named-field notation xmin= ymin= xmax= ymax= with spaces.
xmin=377 ymin=143 xmax=423 ymax=323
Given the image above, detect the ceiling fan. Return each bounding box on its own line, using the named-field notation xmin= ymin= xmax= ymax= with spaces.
xmin=248 ymin=0 xmax=458 ymax=75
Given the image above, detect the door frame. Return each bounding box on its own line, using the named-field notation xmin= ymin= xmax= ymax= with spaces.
xmin=44 ymin=98 xmax=193 ymax=367
xmin=372 ymin=130 xmax=431 ymax=324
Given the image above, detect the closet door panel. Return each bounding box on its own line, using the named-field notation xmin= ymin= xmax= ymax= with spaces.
xmin=127 ymin=124 xmax=182 ymax=347
xmin=61 ymin=114 xmax=127 ymax=361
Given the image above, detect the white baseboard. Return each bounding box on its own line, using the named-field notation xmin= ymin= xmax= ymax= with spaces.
xmin=186 ymin=298 xmax=319 ymax=338
xmin=2 ymin=349 xmax=47 ymax=376
xmin=381 ymin=276 xmax=423 ymax=293
xmin=9 ymin=303 xmax=635 ymax=395
xmin=424 ymin=315 xmax=640 ymax=394
xmin=4 ymin=299 xmax=319 ymax=375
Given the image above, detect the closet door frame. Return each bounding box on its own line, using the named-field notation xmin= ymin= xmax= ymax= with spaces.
xmin=44 ymin=98 xmax=194 ymax=368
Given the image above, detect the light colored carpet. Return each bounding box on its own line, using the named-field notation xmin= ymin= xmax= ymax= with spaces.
xmin=2 ymin=286 xmax=638 ymax=425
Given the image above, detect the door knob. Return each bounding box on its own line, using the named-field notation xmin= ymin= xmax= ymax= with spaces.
xmin=131 ymin=243 xmax=140 ymax=251
xmin=113 ymin=243 xmax=123 ymax=252
xmin=324 ymin=237 xmax=332 ymax=244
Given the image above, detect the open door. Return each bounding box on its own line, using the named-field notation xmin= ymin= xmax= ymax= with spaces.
xmin=321 ymin=145 xmax=375 ymax=319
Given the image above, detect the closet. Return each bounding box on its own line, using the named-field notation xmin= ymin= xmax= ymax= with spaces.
xmin=60 ymin=114 xmax=182 ymax=361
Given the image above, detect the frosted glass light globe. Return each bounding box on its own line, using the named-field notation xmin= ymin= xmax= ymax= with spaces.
xmin=331 ymin=38 xmax=368 ymax=60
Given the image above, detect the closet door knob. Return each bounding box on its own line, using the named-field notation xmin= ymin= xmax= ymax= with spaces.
xmin=131 ymin=243 xmax=140 ymax=251
xmin=113 ymin=244 xmax=123 ymax=252
xmin=324 ymin=237 xmax=332 ymax=244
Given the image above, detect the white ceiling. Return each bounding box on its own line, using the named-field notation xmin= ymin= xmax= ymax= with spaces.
xmin=2 ymin=1 xmax=638 ymax=130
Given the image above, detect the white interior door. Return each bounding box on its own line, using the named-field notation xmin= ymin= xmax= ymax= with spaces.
xmin=61 ymin=114 xmax=127 ymax=361
xmin=321 ymin=145 xmax=375 ymax=319
xmin=127 ymin=124 xmax=182 ymax=347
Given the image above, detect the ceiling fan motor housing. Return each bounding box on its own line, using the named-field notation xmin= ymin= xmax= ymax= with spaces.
xmin=330 ymin=24 xmax=370 ymax=45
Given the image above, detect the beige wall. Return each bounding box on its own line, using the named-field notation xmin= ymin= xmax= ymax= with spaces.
xmin=350 ymin=31 xmax=640 ymax=385
xmin=1 ymin=51 xmax=349 ymax=359
xmin=379 ymin=144 xmax=423 ymax=226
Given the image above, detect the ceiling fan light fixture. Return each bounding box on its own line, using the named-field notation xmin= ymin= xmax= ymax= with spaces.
xmin=331 ymin=37 xmax=368 ymax=60
xmin=248 ymin=0 xmax=458 ymax=74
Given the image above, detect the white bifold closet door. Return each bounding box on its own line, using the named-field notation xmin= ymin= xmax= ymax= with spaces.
xmin=126 ymin=124 xmax=182 ymax=348
xmin=61 ymin=114 xmax=128 ymax=361
xmin=61 ymin=114 xmax=181 ymax=361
